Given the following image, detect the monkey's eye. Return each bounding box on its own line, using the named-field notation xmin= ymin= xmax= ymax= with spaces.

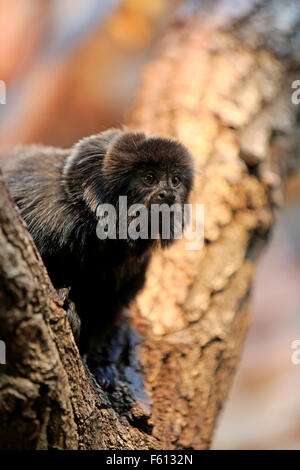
xmin=171 ymin=175 xmax=181 ymax=187
xmin=143 ymin=173 xmax=155 ymax=186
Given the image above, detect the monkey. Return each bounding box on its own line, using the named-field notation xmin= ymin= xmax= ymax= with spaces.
xmin=2 ymin=129 xmax=194 ymax=386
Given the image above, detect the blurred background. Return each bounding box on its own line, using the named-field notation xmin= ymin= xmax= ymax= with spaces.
xmin=0 ymin=0 xmax=300 ymax=450
xmin=0 ymin=0 xmax=183 ymax=146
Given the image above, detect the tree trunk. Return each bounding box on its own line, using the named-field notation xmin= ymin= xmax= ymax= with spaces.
xmin=1 ymin=0 xmax=300 ymax=449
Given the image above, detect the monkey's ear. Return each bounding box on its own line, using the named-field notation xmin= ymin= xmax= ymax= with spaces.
xmin=103 ymin=131 xmax=147 ymax=180
xmin=63 ymin=130 xmax=123 ymax=179
xmin=105 ymin=131 xmax=147 ymax=160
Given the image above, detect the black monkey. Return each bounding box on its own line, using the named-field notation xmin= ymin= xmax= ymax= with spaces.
xmin=2 ymin=130 xmax=194 ymax=378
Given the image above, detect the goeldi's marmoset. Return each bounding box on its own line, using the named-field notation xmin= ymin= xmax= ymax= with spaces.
xmin=2 ymin=129 xmax=194 ymax=387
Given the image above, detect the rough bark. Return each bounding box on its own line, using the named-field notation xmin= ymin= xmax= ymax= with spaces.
xmin=0 ymin=0 xmax=300 ymax=450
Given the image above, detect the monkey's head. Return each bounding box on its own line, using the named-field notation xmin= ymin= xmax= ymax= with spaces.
xmin=64 ymin=130 xmax=194 ymax=247
xmin=102 ymin=131 xmax=194 ymax=246
xmin=103 ymin=132 xmax=193 ymax=203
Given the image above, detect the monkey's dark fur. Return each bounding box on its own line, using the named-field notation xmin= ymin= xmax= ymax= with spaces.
xmin=2 ymin=129 xmax=194 ymax=356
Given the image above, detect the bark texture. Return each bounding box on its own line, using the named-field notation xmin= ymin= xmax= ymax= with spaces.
xmin=0 ymin=0 xmax=300 ymax=449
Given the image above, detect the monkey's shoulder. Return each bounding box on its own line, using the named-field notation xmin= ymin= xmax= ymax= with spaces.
xmin=2 ymin=145 xmax=88 ymax=256
xmin=1 ymin=144 xmax=69 ymax=176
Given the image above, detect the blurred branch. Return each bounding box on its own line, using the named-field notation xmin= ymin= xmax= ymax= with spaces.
xmin=0 ymin=0 xmax=182 ymax=148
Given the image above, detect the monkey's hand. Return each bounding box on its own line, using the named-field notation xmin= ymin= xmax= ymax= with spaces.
xmin=58 ymin=288 xmax=81 ymax=341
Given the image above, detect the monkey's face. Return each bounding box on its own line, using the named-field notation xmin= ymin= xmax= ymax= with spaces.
xmin=126 ymin=164 xmax=189 ymax=208
xmin=104 ymin=132 xmax=194 ymax=204
xmin=102 ymin=131 xmax=194 ymax=245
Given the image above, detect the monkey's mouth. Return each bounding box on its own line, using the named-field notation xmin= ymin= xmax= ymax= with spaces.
xmin=122 ymin=206 xmax=183 ymax=246
xmin=149 ymin=190 xmax=178 ymax=207
xmin=114 ymin=193 xmax=184 ymax=245
xmin=150 ymin=205 xmax=184 ymax=243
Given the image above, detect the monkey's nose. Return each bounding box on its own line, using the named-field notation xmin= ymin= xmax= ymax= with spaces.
xmin=158 ymin=191 xmax=167 ymax=200
xmin=157 ymin=190 xmax=176 ymax=204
